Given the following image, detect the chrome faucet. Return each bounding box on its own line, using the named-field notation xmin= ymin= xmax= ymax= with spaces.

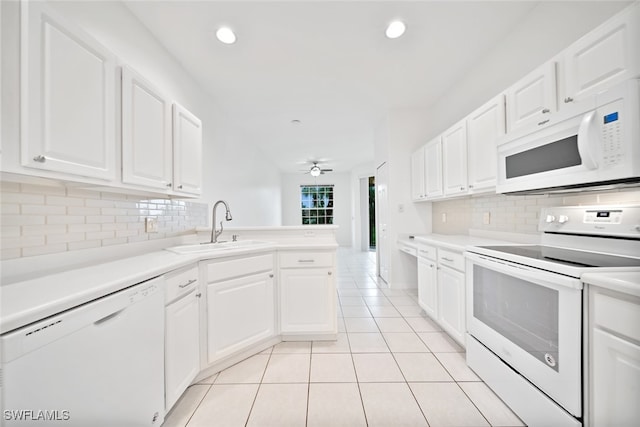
xmin=209 ymin=200 xmax=233 ymax=243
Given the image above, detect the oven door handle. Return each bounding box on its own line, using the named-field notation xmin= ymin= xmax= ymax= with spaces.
xmin=465 ymin=252 xmax=583 ymax=291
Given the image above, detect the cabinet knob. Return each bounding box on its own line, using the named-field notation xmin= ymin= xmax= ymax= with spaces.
xmin=538 ymin=119 xmax=550 ymax=126
xmin=166 ymin=183 xmax=172 ymax=187
xmin=178 ymin=185 xmax=183 ymax=189
xmin=269 ymin=274 xmax=274 ymax=278
xmin=460 ymin=186 xmax=465 ymax=191
xmin=195 ymin=292 xmax=202 ymax=298
xmin=328 ymin=271 xmax=332 ymax=275
xmin=564 ymin=97 xmax=574 ymax=103
xmin=33 ymin=155 xmax=46 ymax=163
xmin=541 ymin=108 xmax=550 ymax=114
xmin=469 ymin=185 xmax=474 ymax=189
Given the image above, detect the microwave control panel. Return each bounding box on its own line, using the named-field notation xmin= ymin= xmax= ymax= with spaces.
xmin=600 ymin=100 xmax=623 ymax=167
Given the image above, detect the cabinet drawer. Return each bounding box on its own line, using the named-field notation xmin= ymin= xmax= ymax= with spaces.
xmin=417 ymin=244 xmax=437 ymax=261
xmin=399 ymin=242 xmax=417 ymax=257
xmin=279 ymin=251 xmax=333 ymax=268
xmin=204 ymin=254 xmax=274 ymax=283
xmin=438 ymin=249 xmax=465 ymax=272
xmin=165 ymin=264 xmax=199 ymax=303
xmin=593 ymin=291 xmax=640 ymax=342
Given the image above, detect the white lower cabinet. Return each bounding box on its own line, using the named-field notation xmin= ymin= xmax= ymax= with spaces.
xmin=437 ymin=265 xmax=465 ymax=345
xmin=164 ymin=265 xmax=200 ymax=412
xmin=203 ymin=254 xmax=275 ymax=364
xmin=279 ymin=251 xmax=337 ymax=337
xmin=416 ymin=243 xmax=466 ymax=347
xmin=589 ymin=286 xmax=640 ymax=426
xmin=417 ymin=248 xmax=438 ymax=320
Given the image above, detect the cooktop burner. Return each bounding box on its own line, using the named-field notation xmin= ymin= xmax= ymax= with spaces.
xmin=479 ymin=245 xmax=640 ymax=268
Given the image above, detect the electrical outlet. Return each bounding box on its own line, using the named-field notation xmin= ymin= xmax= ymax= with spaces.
xmin=483 ymin=212 xmax=491 ymax=225
xmin=145 ymin=217 xmax=158 ymax=233
xmin=304 ymin=230 xmax=315 ymax=237
xmin=441 ymin=213 xmax=447 ymax=223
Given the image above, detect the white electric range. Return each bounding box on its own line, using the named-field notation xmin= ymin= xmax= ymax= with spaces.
xmin=465 ymin=205 xmax=640 ymax=427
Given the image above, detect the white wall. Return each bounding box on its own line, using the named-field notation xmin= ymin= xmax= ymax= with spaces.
xmin=374 ymin=109 xmax=433 ymax=288
xmin=418 ymin=1 xmax=631 ymax=141
xmin=281 ymin=172 xmax=352 ymax=246
xmin=3 ymin=1 xmax=282 ymax=229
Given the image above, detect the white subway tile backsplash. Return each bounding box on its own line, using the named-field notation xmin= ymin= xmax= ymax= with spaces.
xmin=0 ymin=184 xmax=207 ymax=260
xmin=433 ymin=189 xmax=640 ymax=235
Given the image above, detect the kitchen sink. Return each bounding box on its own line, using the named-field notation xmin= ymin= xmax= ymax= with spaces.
xmin=165 ymin=240 xmax=273 ymax=254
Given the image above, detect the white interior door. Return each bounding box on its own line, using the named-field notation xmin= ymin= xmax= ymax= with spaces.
xmin=376 ymin=163 xmax=389 ymax=284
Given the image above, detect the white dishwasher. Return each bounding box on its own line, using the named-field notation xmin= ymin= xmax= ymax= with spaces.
xmin=1 ymin=276 xmax=165 ymax=427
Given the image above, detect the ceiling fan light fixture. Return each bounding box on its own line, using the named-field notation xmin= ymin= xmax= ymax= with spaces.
xmin=385 ymin=20 xmax=406 ymax=39
xmin=310 ymin=165 xmax=322 ymax=177
xmin=216 ymin=26 xmax=237 ymax=44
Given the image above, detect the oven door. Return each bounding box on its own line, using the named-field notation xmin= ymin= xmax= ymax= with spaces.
xmin=466 ymin=252 xmax=583 ymax=417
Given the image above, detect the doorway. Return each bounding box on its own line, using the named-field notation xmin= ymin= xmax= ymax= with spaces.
xmin=368 ymin=176 xmax=376 ymax=250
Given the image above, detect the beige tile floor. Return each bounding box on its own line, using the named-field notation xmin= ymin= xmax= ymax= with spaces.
xmin=163 ymin=248 xmax=525 ymax=427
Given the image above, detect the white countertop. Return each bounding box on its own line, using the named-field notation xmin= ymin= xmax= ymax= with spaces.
xmin=405 ymin=233 xmax=520 ymax=252
xmin=0 ymin=241 xmax=337 ymax=334
xmin=582 ymin=271 xmax=640 ymax=298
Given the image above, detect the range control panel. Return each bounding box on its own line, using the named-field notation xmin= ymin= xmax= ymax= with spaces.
xmin=539 ymin=205 xmax=640 ymax=238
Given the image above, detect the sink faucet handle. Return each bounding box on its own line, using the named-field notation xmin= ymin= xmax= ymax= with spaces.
xmin=232 ymin=234 xmax=238 ymax=242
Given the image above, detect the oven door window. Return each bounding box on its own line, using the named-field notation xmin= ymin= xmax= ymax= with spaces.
xmin=505 ymin=135 xmax=581 ymax=178
xmin=473 ymin=265 xmax=560 ymax=372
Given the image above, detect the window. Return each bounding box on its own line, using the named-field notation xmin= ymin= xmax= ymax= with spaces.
xmin=301 ymin=185 xmax=334 ymax=225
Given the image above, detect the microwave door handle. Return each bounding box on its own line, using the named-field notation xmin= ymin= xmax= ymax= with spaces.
xmin=577 ymin=110 xmax=599 ymax=170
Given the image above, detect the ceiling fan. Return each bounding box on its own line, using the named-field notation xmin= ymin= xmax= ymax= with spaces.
xmin=301 ymin=161 xmax=333 ymax=177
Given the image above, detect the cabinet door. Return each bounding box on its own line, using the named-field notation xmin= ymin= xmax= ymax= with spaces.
xmin=207 ymin=272 xmax=274 ymax=364
xmin=467 ymin=94 xmax=505 ymax=193
xmin=165 ymin=290 xmax=200 ymax=411
xmin=563 ymin=3 xmax=640 ymax=106
xmin=424 ymin=138 xmax=443 ymax=198
xmin=173 ymin=103 xmax=202 ymax=195
xmin=280 ymin=268 xmax=336 ymax=334
xmin=591 ymin=328 xmax=640 ymax=426
xmin=437 ymin=266 xmax=465 ymax=346
xmin=506 ymin=61 xmax=557 ymax=133
xmin=122 ymin=66 xmax=172 ymax=190
xmin=442 ymin=120 xmax=468 ymax=196
xmin=20 ymin=1 xmax=116 ymax=180
xmin=411 ymin=146 xmax=426 ymax=201
xmin=417 ymin=257 xmax=438 ymax=320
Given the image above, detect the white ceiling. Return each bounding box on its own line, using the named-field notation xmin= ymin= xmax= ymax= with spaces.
xmin=122 ymin=1 xmax=613 ymax=173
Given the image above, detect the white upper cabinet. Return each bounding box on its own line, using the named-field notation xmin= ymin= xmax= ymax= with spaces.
xmin=411 ymin=146 xmax=426 ymax=201
xmin=562 ymin=3 xmax=640 ymax=107
xmin=20 ymin=1 xmax=116 ymax=181
xmin=173 ymin=104 xmax=203 ymax=195
xmin=441 ymin=120 xmax=468 ymax=196
xmin=466 ymin=94 xmax=505 ymax=193
xmin=122 ymin=66 xmax=172 ymax=190
xmin=505 ymin=61 xmax=557 ymax=134
xmin=424 ymin=137 xmax=443 ymax=199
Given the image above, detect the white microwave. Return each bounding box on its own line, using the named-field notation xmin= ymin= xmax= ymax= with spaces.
xmin=496 ymin=79 xmax=640 ymax=194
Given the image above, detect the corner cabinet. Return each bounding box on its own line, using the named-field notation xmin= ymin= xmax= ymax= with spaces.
xmin=279 ymin=250 xmax=337 ymax=339
xmin=20 ymin=1 xmax=116 ymax=181
xmin=164 ymin=265 xmax=200 ymax=412
xmin=173 ymin=104 xmax=203 ymax=195
xmin=122 ymin=66 xmax=173 ymax=190
xmin=202 ymin=253 xmax=275 ymax=365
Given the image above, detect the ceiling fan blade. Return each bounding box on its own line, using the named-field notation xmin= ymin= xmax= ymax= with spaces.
xmin=321 ymin=168 xmax=333 ymax=172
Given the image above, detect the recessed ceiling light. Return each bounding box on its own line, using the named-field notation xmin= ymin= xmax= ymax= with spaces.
xmin=216 ymin=27 xmax=237 ymax=44
xmin=385 ymin=20 xmax=406 ymax=39
xmin=291 ymin=119 xmax=302 ymax=125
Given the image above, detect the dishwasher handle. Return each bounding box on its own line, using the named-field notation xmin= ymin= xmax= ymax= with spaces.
xmin=94 ymin=308 xmax=126 ymax=326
